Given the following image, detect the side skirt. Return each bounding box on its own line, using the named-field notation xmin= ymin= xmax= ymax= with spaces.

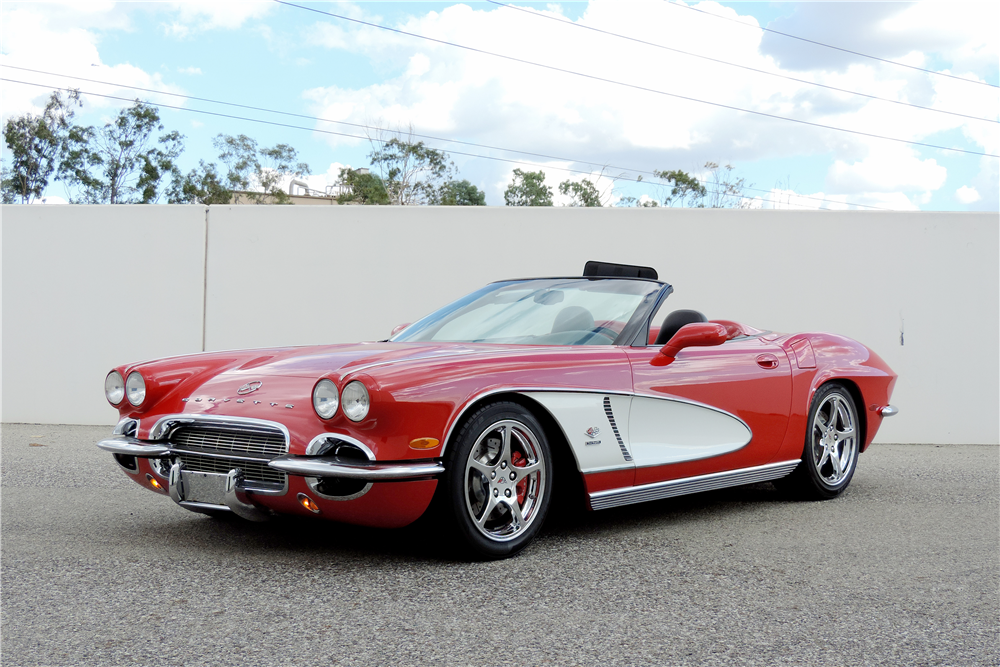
xmin=588 ymin=459 xmax=801 ymax=510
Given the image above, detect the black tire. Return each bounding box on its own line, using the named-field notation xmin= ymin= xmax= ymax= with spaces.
xmin=442 ymin=402 xmax=552 ymax=559
xmin=776 ymin=383 xmax=860 ymax=500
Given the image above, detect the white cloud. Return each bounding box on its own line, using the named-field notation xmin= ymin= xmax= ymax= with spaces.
xmin=162 ymin=1 xmax=272 ymax=38
xmin=827 ymin=147 xmax=947 ymax=194
xmin=956 ymin=185 xmax=981 ymax=204
xmin=178 ymin=66 xmax=202 ymax=75
xmin=0 ymin=4 xmax=185 ymax=120
xmin=298 ymin=0 xmax=996 ymax=206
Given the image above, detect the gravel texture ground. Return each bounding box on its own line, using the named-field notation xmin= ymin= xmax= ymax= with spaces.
xmin=2 ymin=423 xmax=997 ymax=667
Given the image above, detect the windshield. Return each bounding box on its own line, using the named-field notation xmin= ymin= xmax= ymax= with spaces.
xmin=392 ymin=278 xmax=663 ymax=345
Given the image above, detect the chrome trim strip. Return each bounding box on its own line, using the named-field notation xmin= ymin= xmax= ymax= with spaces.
xmin=97 ymin=437 xmax=170 ymax=458
xmin=178 ymin=501 xmax=232 ymax=514
xmin=168 ymin=447 xmax=274 ymax=463
xmin=113 ymin=417 xmax=140 ymax=437
xmin=305 ymin=433 xmax=375 ymax=458
xmin=879 ymin=405 xmax=899 ymax=417
xmin=589 ymin=459 xmax=801 ymax=510
xmin=268 ymin=455 xmax=444 ymax=481
xmin=148 ymin=414 xmax=290 ymax=446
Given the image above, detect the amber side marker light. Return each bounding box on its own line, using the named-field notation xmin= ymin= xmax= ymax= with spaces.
xmin=146 ymin=474 xmax=164 ymax=491
xmin=297 ymin=493 xmax=321 ymax=514
xmin=409 ymin=437 xmax=440 ymax=450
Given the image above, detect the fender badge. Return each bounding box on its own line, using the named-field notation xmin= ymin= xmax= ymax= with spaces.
xmin=585 ymin=427 xmax=601 ymax=438
xmin=237 ymin=381 xmax=263 ymax=395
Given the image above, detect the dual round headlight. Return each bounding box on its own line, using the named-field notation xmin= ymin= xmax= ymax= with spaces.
xmin=105 ymin=371 xmax=147 ymax=406
xmin=313 ymin=379 xmax=369 ymax=422
xmin=105 ymin=371 xmax=125 ymax=405
xmin=126 ymin=372 xmax=146 ymax=406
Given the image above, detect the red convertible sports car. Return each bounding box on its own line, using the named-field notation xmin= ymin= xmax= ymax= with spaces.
xmin=99 ymin=261 xmax=897 ymax=558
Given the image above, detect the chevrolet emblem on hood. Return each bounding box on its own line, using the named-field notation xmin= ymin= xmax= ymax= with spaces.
xmin=237 ymin=381 xmax=263 ymax=395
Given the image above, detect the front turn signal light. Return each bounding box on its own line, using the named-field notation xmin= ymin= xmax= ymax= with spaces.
xmin=146 ymin=474 xmax=164 ymax=491
xmin=409 ymin=437 xmax=440 ymax=450
xmin=297 ymin=493 xmax=321 ymax=514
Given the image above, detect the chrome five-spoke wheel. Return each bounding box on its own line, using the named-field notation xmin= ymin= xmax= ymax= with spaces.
xmin=777 ymin=383 xmax=861 ymax=500
xmin=446 ymin=402 xmax=552 ymax=558
xmin=810 ymin=390 xmax=858 ymax=488
xmin=465 ymin=419 xmax=546 ymax=542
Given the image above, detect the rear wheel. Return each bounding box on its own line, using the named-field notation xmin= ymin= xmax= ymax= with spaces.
xmin=778 ymin=383 xmax=860 ymax=500
xmin=444 ymin=402 xmax=551 ymax=559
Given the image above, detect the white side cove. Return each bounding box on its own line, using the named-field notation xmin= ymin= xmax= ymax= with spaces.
xmin=522 ymin=392 xmax=634 ymax=473
xmin=628 ymin=396 xmax=752 ymax=468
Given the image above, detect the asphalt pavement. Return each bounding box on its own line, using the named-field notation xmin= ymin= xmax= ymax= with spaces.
xmin=2 ymin=423 xmax=997 ymax=667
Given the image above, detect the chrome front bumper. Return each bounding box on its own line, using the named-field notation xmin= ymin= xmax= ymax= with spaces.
xmin=267 ymin=455 xmax=444 ymax=481
xmin=97 ymin=435 xmax=169 ymax=457
xmin=98 ymin=436 xmax=444 ymax=482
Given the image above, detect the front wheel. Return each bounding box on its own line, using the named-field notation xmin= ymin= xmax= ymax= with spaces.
xmin=444 ymin=402 xmax=552 ymax=559
xmin=778 ymin=383 xmax=860 ymax=500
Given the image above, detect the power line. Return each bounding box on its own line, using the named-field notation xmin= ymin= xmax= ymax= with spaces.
xmin=1 ymin=77 xmax=885 ymax=211
xmin=665 ymin=0 xmax=999 ymax=90
xmin=271 ymin=0 xmax=997 ymax=159
xmin=487 ymin=0 xmax=996 ymax=124
xmin=0 ymin=68 xmax=895 ymax=210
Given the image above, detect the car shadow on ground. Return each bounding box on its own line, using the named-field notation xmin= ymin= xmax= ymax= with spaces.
xmin=125 ymin=481 xmax=793 ymax=563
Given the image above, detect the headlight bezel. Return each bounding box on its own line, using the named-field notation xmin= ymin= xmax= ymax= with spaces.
xmin=125 ymin=371 xmax=146 ymax=406
xmin=105 ymin=371 xmax=125 ymax=405
xmin=312 ymin=379 xmax=340 ymax=420
xmin=341 ymin=380 xmax=370 ymax=422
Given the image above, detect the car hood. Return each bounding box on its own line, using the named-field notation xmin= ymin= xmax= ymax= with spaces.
xmin=209 ymin=342 xmax=495 ymax=379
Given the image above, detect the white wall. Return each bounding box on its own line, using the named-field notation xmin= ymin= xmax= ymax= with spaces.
xmin=2 ymin=204 xmax=997 ymax=444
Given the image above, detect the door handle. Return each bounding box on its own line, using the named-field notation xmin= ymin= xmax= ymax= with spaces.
xmin=756 ymin=354 xmax=779 ymax=369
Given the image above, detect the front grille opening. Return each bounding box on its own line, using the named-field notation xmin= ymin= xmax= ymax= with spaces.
xmin=114 ymin=454 xmax=138 ymax=471
xmin=175 ymin=452 xmax=285 ymax=486
xmin=164 ymin=421 xmax=288 ymax=488
xmin=171 ymin=426 xmax=286 ymax=458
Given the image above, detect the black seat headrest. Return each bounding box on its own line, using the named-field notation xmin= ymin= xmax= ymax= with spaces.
xmin=655 ymin=309 xmax=708 ymax=345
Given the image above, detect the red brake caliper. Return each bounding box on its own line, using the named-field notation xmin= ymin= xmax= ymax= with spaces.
xmin=511 ymin=451 xmax=528 ymax=504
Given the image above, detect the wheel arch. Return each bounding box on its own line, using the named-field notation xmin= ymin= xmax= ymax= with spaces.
xmin=442 ymin=390 xmax=588 ymax=509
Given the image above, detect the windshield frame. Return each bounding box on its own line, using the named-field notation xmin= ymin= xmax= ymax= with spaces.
xmin=390 ymin=276 xmax=673 ymax=347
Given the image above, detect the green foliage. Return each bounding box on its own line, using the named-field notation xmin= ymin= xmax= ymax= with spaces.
xmin=650 ymin=163 xmax=752 ymax=208
xmin=558 ymin=178 xmax=602 ymax=207
xmin=615 ymin=195 xmax=659 ymax=207
xmin=437 ymin=179 xmax=486 ymax=206
xmin=335 ymin=167 xmax=390 ymax=205
xmin=167 ymin=160 xmax=231 ymax=205
xmin=703 ymin=162 xmax=753 ymax=208
xmin=62 ymin=100 xmax=184 ymax=204
xmin=213 ymin=134 xmax=309 ymax=204
xmin=653 ymin=168 xmax=707 ymax=208
xmin=368 ymin=137 xmax=455 ymax=205
xmin=504 ymin=169 xmax=553 ymax=206
xmin=2 ymin=89 xmax=82 ymax=204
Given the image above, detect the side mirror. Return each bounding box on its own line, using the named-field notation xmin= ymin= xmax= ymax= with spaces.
xmin=389 ymin=323 xmax=411 ymax=338
xmin=652 ymin=322 xmax=728 ymax=366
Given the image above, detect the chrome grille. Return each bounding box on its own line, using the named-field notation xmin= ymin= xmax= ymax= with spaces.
xmin=167 ymin=423 xmax=287 ymax=486
xmin=174 ymin=452 xmax=285 ymax=485
xmin=171 ymin=426 xmax=286 ymax=458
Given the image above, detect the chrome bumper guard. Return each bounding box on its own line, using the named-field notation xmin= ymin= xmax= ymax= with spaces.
xmin=879 ymin=405 xmax=899 ymax=417
xmin=97 ymin=436 xmax=169 ymax=457
xmin=267 ymin=455 xmax=444 ymax=481
xmin=168 ymin=462 xmax=271 ymax=522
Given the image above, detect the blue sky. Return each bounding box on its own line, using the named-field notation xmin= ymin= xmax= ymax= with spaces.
xmin=2 ymin=1 xmax=997 ymax=209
